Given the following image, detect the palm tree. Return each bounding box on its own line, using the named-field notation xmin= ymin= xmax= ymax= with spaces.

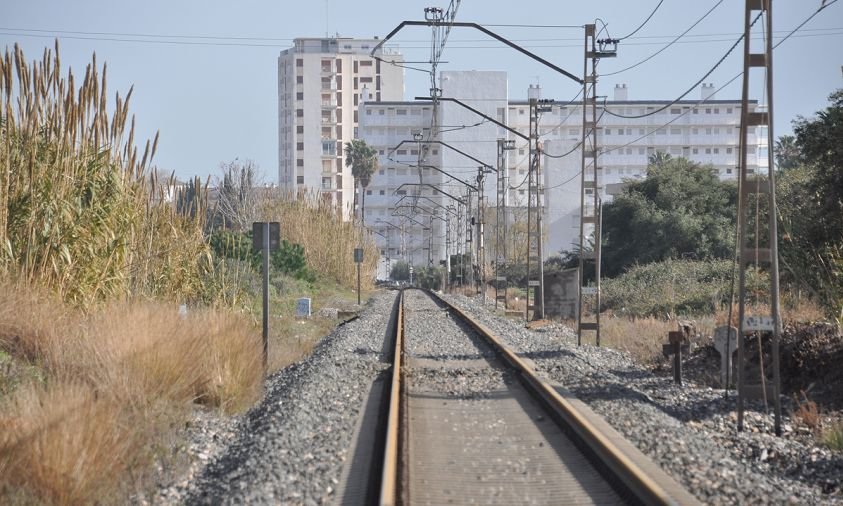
xmin=344 ymin=139 xmax=378 ymax=222
xmin=648 ymin=150 xmax=672 ymax=168
xmin=774 ymin=134 xmax=800 ymax=170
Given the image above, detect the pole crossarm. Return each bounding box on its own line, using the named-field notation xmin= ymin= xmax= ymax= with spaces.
xmin=372 ymin=21 xmax=583 ymax=85
xmin=395 ymin=194 xmax=458 ymax=216
xmin=389 ymin=138 xmax=494 ymax=173
xmin=414 ymin=96 xmax=529 ymax=141
xmin=394 ymin=183 xmax=467 ymax=205
xmin=391 ymin=161 xmax=478 ymax=191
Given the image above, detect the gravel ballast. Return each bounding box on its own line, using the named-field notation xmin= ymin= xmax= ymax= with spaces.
xmin=442 ymin=293 xmax=843 ymax=505
xmin=157 ymin=291 xmax=398 ymax=505
xmin=149 ymin=289 xmax=840 ymax=504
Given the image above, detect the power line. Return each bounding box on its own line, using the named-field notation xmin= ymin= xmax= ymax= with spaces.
xmin=603 ymin=13 xmax=759 ymax=120
xmin=603 ymin=0 xmax=725 ymax=77
xmin=618 ymin=0 xmax=666 ymax=40
xmin=2 ymin=28 xmax=841 ymax=49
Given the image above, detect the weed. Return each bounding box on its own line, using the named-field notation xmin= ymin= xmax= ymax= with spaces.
xmin=793 ymin=391 xmax=821 ymax=431
xmin=822 ymin=422 xmax=843 ymax=451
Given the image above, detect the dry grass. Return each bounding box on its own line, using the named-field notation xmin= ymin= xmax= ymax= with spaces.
xmin=0 ymin=281 xmax=264 ymax=503
xmin=596 ymin=315 xmax=677 ymax=362
xmin=259 ymin=190 xmax=379 ymax=290
xmin=793 ymin=391 xmax=821 ymax=431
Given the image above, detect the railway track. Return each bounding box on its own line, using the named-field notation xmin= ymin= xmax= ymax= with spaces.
xmin=377 ymin=289 xmax=700 ymax=505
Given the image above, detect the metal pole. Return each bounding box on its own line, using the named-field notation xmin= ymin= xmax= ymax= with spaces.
xmin=262 ymin=222 xmax=269 ymax=373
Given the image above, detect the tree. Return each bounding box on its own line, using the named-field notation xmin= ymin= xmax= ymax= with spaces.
xmin=648 ymin=150 xmax=672 ymax=168
xmin=774 ymin=134 xmax=801 ymax=170
xmin=344 ymin=139 xmax=378 ymax=222
xmin=778 ymin=89 xmax=843 ymax=319
xmin=601 ymin=157 xmax=737 ymax=277
xmin=214 ymin=159 xmax=261 ymax=231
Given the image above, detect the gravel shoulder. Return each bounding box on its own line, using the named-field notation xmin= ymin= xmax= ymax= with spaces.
xmin=443 ymin=293 xmax=843 ymax=505
xmin=151 ymin=291 xmax=397 ymax=505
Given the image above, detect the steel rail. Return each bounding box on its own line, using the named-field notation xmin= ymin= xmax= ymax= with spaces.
xmin=426 ymin=290 xmax=700 ymax=506
xmin=379 ymin=289 xmax=404 ymax=506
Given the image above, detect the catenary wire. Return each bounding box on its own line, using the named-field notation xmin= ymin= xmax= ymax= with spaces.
xmin=603 ymin=0 xmax=725 ymax=77
xmin=618 ymin=0 xmax=666 ymax=40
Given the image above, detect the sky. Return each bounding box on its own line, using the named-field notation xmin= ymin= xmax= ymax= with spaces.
xmin=3 ymin=0 xmax=841 ymax=182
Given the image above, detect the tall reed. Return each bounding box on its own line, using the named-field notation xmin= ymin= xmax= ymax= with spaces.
xmin=258 ymin=189 xmax=379 ymax=290
xmin=0 ymin=41 xmax=210 ymax=305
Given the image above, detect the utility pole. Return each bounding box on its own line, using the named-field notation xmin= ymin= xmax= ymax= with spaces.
xmin=476 ymin=166 xmax=487 ymax=299
xmin=495 ymin=139 xmax=515 ymax=309
xmin=577 ymin=24 xmax=616 ymax=345
xmin=525 ymin=98 xmax=551 ymax=320
xmin=736 ymin=0 xmax=783 ymax=436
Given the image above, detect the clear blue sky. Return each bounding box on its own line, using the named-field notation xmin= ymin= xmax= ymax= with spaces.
xmin=3 ymin=0 xmax=841 ymax=182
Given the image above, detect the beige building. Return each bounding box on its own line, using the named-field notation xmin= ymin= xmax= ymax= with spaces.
xmin=277 ymin=37 xmax=404 ymax=219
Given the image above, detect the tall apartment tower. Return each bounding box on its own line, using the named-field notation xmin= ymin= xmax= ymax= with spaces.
xmin=277 ymin=37 xmax=404 ymax=219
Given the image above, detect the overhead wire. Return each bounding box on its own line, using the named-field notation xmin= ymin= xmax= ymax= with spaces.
xmin=617 ymin=0 xmax=666 ymax=40
xmin=603 ymin=0 xmax=725 ymax=76
xmin=602 ymin=12 xmax=761 ymax=120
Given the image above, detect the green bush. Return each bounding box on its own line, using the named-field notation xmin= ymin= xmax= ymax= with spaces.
xmin=601 ymin=259 xmax=768 ymax=318
xmin=390 ymin=261 xmax=410 ymax=281
xmin=209 ymin=231 xmax=314 ymax=282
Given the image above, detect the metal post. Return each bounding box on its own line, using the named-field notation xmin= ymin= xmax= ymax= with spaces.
xmin=526 ymin=98 xmax=548 ymax=320
xmin=736 ymin=0 xmax=782 ymax=435
xmin=577 ymin=23 xmax=614 ymax=345
xmin=262 ymin=222 xmax=269 ymax=372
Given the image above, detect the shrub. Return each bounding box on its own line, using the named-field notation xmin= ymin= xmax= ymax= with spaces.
xmin=601 ymin=259 xmax=768 ymax=318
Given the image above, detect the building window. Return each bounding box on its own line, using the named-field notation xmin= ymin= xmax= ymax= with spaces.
xmin=605 ymin=128 xmax=611 ymax=135
xmin=692 ymin=148 xmax=699 ymax=154
xmin=380 ymin=190 xmax=385 ymax=195
xmin=714 ymin=128 xmax=720 ymax=135
xmin=296 ymin=58 xmax=303 ymax=67
xmin=296 ymin=142 xmax=304 ymax=151
xmin=379 ymin=109 xmax=385 ymax=115
xmin=706 ymin=128 xmax=712 ymax=135
xmin=322 ymin=177 xmax=331 ymax=189
xmin=693 ymin=108 xmax=699 ymax=114
xmin=297 ymin=109 xmax=304 ymax=117
xmin=726 ymin=147 xmax=733 ymax=154
xmin=727 ymin=107 xmax=733 ymax=114
xmin=626 ymin=128 xmax=632 ymax=135
xmin=670 ymin=128 xmax=681 ymax=135
xmin=657 ymin=128 xmax=666 ymax=135
xmin=366 ymin=109 xmax=372 ymax=115
xmin=296 ymin=91 xmax=303 ymax=100
xmin=297 ymin=158 xmax=304 ymax=167
xmin=397 ymin=149 xmax=407 ymax=155
xmin=297 ymin=125 xmax=304 ymax=134
xmin=360 ymin=60 xmax=372 ymax=67
xmin=296 ymin=75 xmax=303 ymax=84
xmin=705 ymin=148 xmax=712 ymax=154
xmin=638 ymin=147 xmax=645 ymax=155
xmin=692 ymin=128 xmax=699 ymax=135
xmin=360 ymin=77 xmax=373 ymax=83
xmin=396 ymin=109 xmax=407 ymax=115
xmin=296 ymin=175 xmax=304 ymax=184
xmin=670 ymin=108 xmax=681 ymax=114
xmin=705 ymin=108 xmax=712 ymax=114
xmin=638 ymin=128 xmax=645 ymax=135
xmin=714 ymin=108 xmax=720 ymax=114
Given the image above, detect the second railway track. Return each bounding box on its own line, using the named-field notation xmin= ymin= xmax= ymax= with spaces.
xmin=378 ymin=289 xmax=700 ymax=505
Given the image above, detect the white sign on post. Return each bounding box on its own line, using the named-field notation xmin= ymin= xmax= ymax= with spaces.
xmin=743 ymin=315 xmax=775 ymax=332
xmin=296 ymin=297 xmax=312 ymax=318
xmin=714 ymin=326 xmax=738 ymax=388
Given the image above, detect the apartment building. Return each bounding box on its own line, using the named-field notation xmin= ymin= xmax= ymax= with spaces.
xmin=357 ymin=71 xmax=765 ymax=272
xmin=277 ymin=37 xmax=404 ymax=219
xmin=359 ymin=71 xmax=507 ymax=274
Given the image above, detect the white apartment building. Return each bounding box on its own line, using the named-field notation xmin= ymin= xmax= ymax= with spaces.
xmin=357 ymin=71 xmax=765 ymax=273
xmin=277 ymin=37 xmax=404 ymax=219
xmin=359 ymin=71 xmax=507 ymax=276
